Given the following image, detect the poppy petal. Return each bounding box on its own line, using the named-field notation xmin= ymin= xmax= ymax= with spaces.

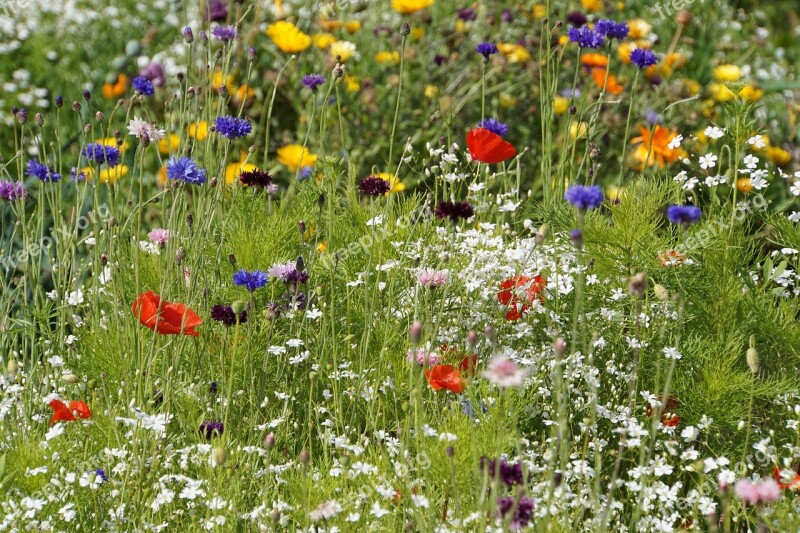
xmin=49 ymin=399 xmax=76 ymax=425
xmin=467 ymin=128 xmax=516 ymax=164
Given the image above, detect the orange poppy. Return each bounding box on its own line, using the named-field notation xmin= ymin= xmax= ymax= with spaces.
xmin=581 ymin=53 xmax=609 ymax=69
xmin=646 ymin=395 xmax=679 ymax=427
xmin=591 ymin=68 xmax=623 ymax=95
xmin=132 ymin=290 xmax=202 ymax=336
xmin=630 ymin=125 xmax=683 ymax=169
xmin=658 ymin=249 xmax=686 ymax=267
xmin=102 ymin=74 xmax=128 ymax=99
xmin=49 ymin=399 xmax=92 ymax=425
xmin=497 ymin=275 xmax=546 ymax=321
xmin=466 ymin=128 xmax=516 ymax=164
xmin=424 ymin=364 xmax=466 ymax=394
xmin=773 ymin=466 xmax=800 ymax=490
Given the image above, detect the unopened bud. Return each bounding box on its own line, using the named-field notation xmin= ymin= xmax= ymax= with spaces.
xmin=484 ymin=325 xmax=495 ymax=342
xmin=35 ymin=113 xmax=43 ymax=126
xmin=534 ymin=224 xmax=549 ymax=244
xmin=264 ymin=433 xmax=276 ymax=450
xmin=409 ymin=321 xmax=422 ymax=344
xmin=7 ymin=359 xmax=19 ymax=375
xmin=466 ymin=330 xmax=478 ymax=348
xmin=653 ymin=283 xmax=669 ymax=301
xmin=400 ymin=22 xmax=411 ymax=36
xmin=62 ymin=373 xmax=79 ymax=383
xmin=231 ymin=300 xmax=246 ymax=315
xmin=746 ymin=336 xmax=759 ymax=374
xmin=213 ymin=447 xmax=228 ymax=465
xmin=175 ymin=246 xmax=186 ymax=263
xmin=628 ymin=272 xmax=647 ymax=297
xmin=298 ymin=449 xmax=310 ymax=465
xmin=95 ymin=111 xmax=104 ymax=122
xmin=554 ymin=337 xmax=566 ymax=356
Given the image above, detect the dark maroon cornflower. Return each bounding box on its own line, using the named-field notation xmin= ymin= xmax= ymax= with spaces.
xmin=457 ymin=7 xmax=476 ymax=21
xmin=239 ymin=169 xmax=273 ymax=188
xmin=501 ymin=8 xmax=514 ymax=23
xmin=497 ymin=496 xmax=535 ymax=529
xmin=199 ymin=420 xmax=224 ymax=439
xmin=210 ymin=304 xmax=247 ymax=326
xmin=301 ymin=74 xmax=326 ymax=93
xmin=565 ymin=11 xmax=588 ymax=27
xmin=205 ymin=0 xmax=229 ymax=21
xmin=358 ymin=175 xmax=391 ymax=197
xmin=435 ymin=200 xmax=474 ymax=223
xmin=482 ymin=457 xmax=525 ymax=487
xmin=434 ymin=54 xmax=447 ymax=66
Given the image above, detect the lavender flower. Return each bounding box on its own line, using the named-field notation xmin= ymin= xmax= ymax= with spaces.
xmin=435 ymin=201 xmax=474 ymax=222
xmin=457 ymin=7 xmax=476 ymax=21
xmin=477 ymin=117 xmax=508 ymax=137
xmin=666 ymin=204 xmax=701 ymax=226
xmin=358 ymin=175 xmax=391 ymax=197
xmin=166 ymin=156 xmax=206 ymax=185
xmin=211 ymin=25 xmax=237 ymax=42
xmin=205 ymin=0 xmax=228 ymax=21
xmin=476 ymin=42 xmax=499 ymax=58
xmin=82 ymin=143 xmax=120 ymax=168
xmin=595 ymin=19 xmax=630 ymax=40
xmin=139 ymin=62 xmax=166 ymax=87
xmin=199 ymin=420 xmax=224 ymax=439
xmin=132 ymin=76 xmax=155 ymax=96
xmin=630 ymin=48 xmax=659 ymax=69
xmin=564 ymin=185 xmax=603 ymax=210
xmin=214 ymin=116 xmax=252 ymax=139
xmin=210 ymin=304 xmax=247 ymax=326
xmin=567 ymin=26 xmax=604 ymax=49
xmin=26 ymin=159 xmax=61 ymax=182
xmin=301 ymin=74 xmax=326 ymax=93
xmin=268 ymin=260 xmax=309 ymax=287
xmin=0 ymin=180 xmax=28 ymax=201
xmin=416 ymin=268 xmax=449 ymax=288
xmin=233 ymin=269 xmax=268 ymax=292
xmin=148 ymin=228 xmax=170 ymax=246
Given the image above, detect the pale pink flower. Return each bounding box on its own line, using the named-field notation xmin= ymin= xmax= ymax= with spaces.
xmin=734 ymin=478 xmax=781 ymax=505
xmin=406 ymin=347 xmax=439 ymax=366
xmin=417 ymin=268 xmax=449 ymax=288
xmin=481 ymin=356 xmax=527 ymax=388
xmin=148 ymin=228 xmax=170 ymax=246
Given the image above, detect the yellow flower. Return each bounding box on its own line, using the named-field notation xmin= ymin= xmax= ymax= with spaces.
xmin=606 ymin=186 xmax=626 ymax=202
xmin=375 ymin=51 xmax=400 ymax=64
xmin=738 ymin=85 xmax=763 ymax=102
xmin=211 ymin=70 xmax=234 ymax=89
xmin=188 ymin=121 xmax=208 ymax=141
xmin=158 ymin=134 xmax=181 ymax=155
xmin=532 ymin=4 xmax=547 ymax=18
xmin=391 ymin=0 xmax=434 ymax=15
xmin=96 ymin=137 xmax=129 ymax=153
xmin=570 ymin=122 xmax=588 ymax=140
xmin=499 ymin=93 xmax=517 ymax=108
xmin=411 ymin=27 xmax=425 ymax=40
xmin=627 ymin=19 xmax=652 ymax=40
xmin=233 ymin=84 xmax=256 ymax=104
xmin=316 ymin=241 xmax=328 ymax=253
xmin=330 ymin=40 xmax=356 ymax=62
xmin=680 ymin=78 xmax=702 ymax=96
xmin=618 ymin=42 xmax=636 ymax=64
xmin=455 ymin=20 xmax=467 ymax=34
xmin=766 ymin=146 xmax=791 ymax=166
xmin=225 ymin=150 xmax=257 ymax=185
xmin=497 ymin=43 xmax=531 ymax=63
xmin=377 ymin=172 xmax=405 ymax=194
xmin=554 ymin=96 xmax=568 ymax=115
xmin=424 ymin=85 xmax=439 ymax=98
xmin=344 ymin=20 xmax=361 ymax=33
xmin=83 ymin=165 xmax=128 ymax=185
xmin=277 ymin=144 xmax=317 ymax=172
xmin=344 ymin=75 xmax=361 ymax=92
xmin=708 ymin=82 xmax=735 ymax=102
xmin=581 ymin=0 xmax=603 ymax=11
xmin=266 ymin=21 xmax=311 ymax=54
xmin=713 ymin=64 xmax=742 ymax=82
xmin=312 ymin=33 xmax=336 ymax=49
xmin=158 ymin=165 xmax=167 ymax=186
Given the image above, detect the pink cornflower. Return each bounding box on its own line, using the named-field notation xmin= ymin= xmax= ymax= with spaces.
xmin=148 ymin=228 xmax=170 ymax=246
xmin=406 ymin=347 xmax=440 ymax=366
xmin=481 ymin=356 xmax=527 ymax=388
xmin=734 ymin=478 xmax=781 ymax=505
xmin=417 ymin=268 xmax=448 ymax=288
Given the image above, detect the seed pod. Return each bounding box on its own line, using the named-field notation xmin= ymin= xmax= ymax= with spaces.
xmin=746 ymin=336 xmax=759 ymax=374
xmin=212 ymin=447 xmax=228 ymax=465
xmin=653 ymin=283 xmax=669 ymax=301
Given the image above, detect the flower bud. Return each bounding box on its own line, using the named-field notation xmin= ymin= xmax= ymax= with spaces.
xmin=183 ymin=27 xmax=194 ymax=43
xmin=82 ymin=89 xmax=91 ymax=101
xmin=466 ymin=330 xmax=478 ymax=348
xmin=264 ymin=433 xmax=276 ymax=450
xmin=72 ymin=100 xmax=81 ymax=112
xmin=653 ymin=284 xmax=669 ymax=301
xmin=628 ymin=272 xmax=647 ymax=297
xmin=409 ymin=321 xmax=422 ymax=344
xmin=213 ymin=447 xmax=228 ymax=465
xmin=298 ymin=449 xmax=310 ymax=465
xmin=746 ymin=336 xmax=759 ymax=374
xmin=95 ymin=111 xmax=104 ymax=122
xmin=62 ymin=373 xmax=79 ymax=383
xmin=231 ymin=300 xmax=246 ymax=315
xmin=55 ymin=96 xmax=63 ymax=108
xmin=35 ymin=113 xmax=43 ymax=126
xmin=400 ymin=22 xmax=411 ymax=36
xmin=7 ymin=359 xmax=19 ymax=376
xmin=534 ymin=224 xmax=549 ymax=244
xmin=248 ymin=47 xmax=256 ymax=61
xmin=554 ymin=337 xmax=566 ymax=356
xmin=484 ymin=325 xmax=496 ymax=342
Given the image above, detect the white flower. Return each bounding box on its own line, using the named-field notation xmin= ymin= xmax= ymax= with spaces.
xmin=672 ymin=170 xmax=688 ymax=183
xmin=743 ymin=154 xmax=759 ymax=169
xmin=309 ymin=500 xmax=342 ymax=522
xmin=680 ymin=426 xmax=699 ymax=442
xmin=47 ymin=355 xmax=64 ymax=367
xmin=370 ymin=502 xmax=389 ymax=518
xmin=682 ymin=177 xmax=699 ymax=190
xmin=788 ymin=211 xmax=800 ymax=223
xmin=366 ymin=215 xmax=383 ymax=226
xmin=790 ymin=183 xmax=800 ymax=196
xmin=699 ymin=154 xmax=718 ymax=169
xmin=128 ymin=117 xmax=165 ymax=141
xmin=66 ymin=290 xmax=84 ymax=306
xmin=667 ymin=134 xmax=683 ymax=150
xmin=704 ymin=126 xmax=724 ymax=140
xmin=750 ymin=176 xmax=768 ymax=190
xmin=662 ymin=347 xmax=682 ymax=360
xmin=411 ymin=494 xmax=430 ymax=508
xmin=748 ymin=135 xmax=766 ymax=149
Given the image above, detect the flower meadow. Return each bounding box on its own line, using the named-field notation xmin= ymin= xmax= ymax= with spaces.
xmin=3 ymin=0 xmax=800 ymax=531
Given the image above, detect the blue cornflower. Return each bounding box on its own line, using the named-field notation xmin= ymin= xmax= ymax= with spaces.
xmin=666 ymin=204 xmax=701 ymax=226
xmin=132 ymin=76 xmax=155 ymax=96
xmin=26 ymin=159 xmax=61 ymax=182
xmin=301 ymin=74 xmax=326 ymax=93
xmin=166 ymin=156 xmax=207 ymax=185
xmin=214 ymin=116 xmax=252 ymax=139
xmin=630 ymin=48 xmax=659 ymax=69
xmin=476 ymin=42 xmax=499 ymax=58
xmin=94 ymin=469 xmax=108 ymax=483
xmin=567 ymin=26 xmax=604 ymax=49
xmin=211 ymin=24 xmax=237 ymax=42
xmin=564 ymin=185 xmax=604 ymax=210
xmin=233 ymin=269 xmax=268 ymax=292
xmin=595 ymin=19 xmax=629 ymax=40
xmin=81 ymin=143 xmax=120 ymax=168
xmin=477 ymin=118 xmax=509 ymax=137
xmin=298 ymin=166 xmax=314 ymax=181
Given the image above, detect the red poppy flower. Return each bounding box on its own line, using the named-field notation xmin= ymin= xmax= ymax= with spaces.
xmin=459 ymin=354 xmax=479 ymax=375
xmin=49 ymin=399 xmax=92 ymax=425
xmin=497 ymin=275 xmax=546 ymax=320
xmin=646 ymin=395 xmax=679 ymax=426
xmin=132 ymin=290 xmax=202 ymax=336
xmin=424 ymin=364 xmax=466 ymax=394
xmin=466 ymin=127 xmax=516 ymax=164
xmin=773 ymin=466 xmax=800 ymax=490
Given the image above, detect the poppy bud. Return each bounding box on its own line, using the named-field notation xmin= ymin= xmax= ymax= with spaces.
xmin=231 ymin=300 xmax=246 ymax=315
xmin=7 ymin=359 xmax=18 ymax=376
xmin=653 ymin=284 xmax=669 ymax=301
xmin=264 ymin=433 xmax=276 ymax=450
xmin=298 ymin=450 xmax=310 ymax=465
xmin=628 ymin=272 xmax=647 ymax=297
xmin=746 ymin=336 xmax=759 ymax=374
xmin=675 ymin=9 xmax=691 ymax=25
xmin=409 ymin=321 xmax=422 ymax=344
xmin=213 ymin=447 xmax=228 ymax=465
xmin=466 ymin=330 xmax=478 ymax=348
xmin=554 ymin=337 xmax=566 ymax=356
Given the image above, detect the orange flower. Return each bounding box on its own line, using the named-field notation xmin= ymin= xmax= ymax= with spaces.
xmin=581 ymin=53 xmax=608 ymax=69
xmin=49 ymin=399 xmax=92 ymax=425
xmin=658 ymin=249 xmax=686 ymax=267
xmin=646 ymin=395 xmax=679 ymax=427
xmin=132 ymin=290 xmax=202 ymax=336
xmin=102 ymin=74 xmax=127 ymax=99
xmin=424 ymin=364 xmax=465 ymax=394
xmin=497 ymin=275 xmax=546 ymax=321
xmin=590 ymin=68 xmax=623 ymax=95
xmin=630 ymin=125 xmax=683 ymax=169
xmin=773 ymin=466 xmax=800 ymax=490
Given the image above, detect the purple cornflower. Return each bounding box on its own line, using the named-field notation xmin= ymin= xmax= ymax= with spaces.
xmin=132 ymin=76 xmax=155 ymax=96
xmin=457 ymin=7 xmax=477 ymax=21
xmin=71 ymin=168 xmax=88 ymax=182
xmin=565 ymin=11 xmax=588 ymax=27
xmin=210 ymin=304 xmax=247 ymax=326
xmin=211 ymin=24 xmax=237 ymax=42
xmin=564 ymin=185 xmax=603 ymax=210
xmin=497 ymin=496 xmax=535 ymax=530
xmin=301 ymin=74 xmax=326 ymax=93
xmin=567 ymin=26 xmax=604 ymax=49
xmin=268 ymin=259 xmax=309 ymax=287
xmin=81 ymin=143 xmax=120 ymax=168
xmin=205 ymin=0 xmax=228 ymax=21
xmin=239 ymin=169 xmax=272 ymax=188
xmin=570 ymin=229 xmax=583 ymax=247
xmin=199 ymin=420 xmax=224 ymax=439
xmin=166 ymin=156 xmax=206 ymax=185
xmin=482 ymin=457 xmax=525 ymax=487
xmin=209 ymin=381 xmax=218 ymax=395
xmin=435 ymin=200 xmax=474 ymax=223
xmin=183 ymin=27 xmax=194 ymax=43
xmin=358 ymin=175 xmax=391 ymax=197
xmin=477 ymin=118 xmax=508 ymax=137
xmin=595 ymin=19 xmax=630 ymax=40
xmin=630 ymin=48 xmax=659 ymax=69
xmin=214 ymin=115 xmax=252 ymax=139
xmin=0 ymin=180 xmax=28 ymax=201
xmin=666 ymin=204 xmax=701 ymax=226
xmin=476 ymin=42 xmax=499 ymax=58
xmin=501 ymin=8 xmax=514 ymax=23
xmin=233 ymin=269 xmax=268 ymax=292
xmin=26 ymin=159 xmax=61 ymax=182
xmin=140 ymin=62 xmax=166 ymax=87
